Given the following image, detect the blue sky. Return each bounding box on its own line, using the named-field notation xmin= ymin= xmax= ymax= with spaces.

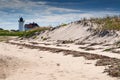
xmin=0 ymin=0 xmax=120 ymax=30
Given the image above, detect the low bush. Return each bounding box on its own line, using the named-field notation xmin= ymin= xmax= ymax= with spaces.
xmin=0 ymin=27 xmax=50 ymax=38
xmin=23 ymin=27 xmax=50 ymax=38
xmin=0 ymin=30 xmax=24 ymax=36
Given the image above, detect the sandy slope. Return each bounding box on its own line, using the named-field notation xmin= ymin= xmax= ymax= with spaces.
xmin=38 ymin=21 xmax=120 ymax=44
xmin=0 ymin=42 xmax=118 ymax=80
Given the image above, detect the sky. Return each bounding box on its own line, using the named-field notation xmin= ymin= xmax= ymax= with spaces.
xmin=0 ymin=0 xmax=120 ymax=30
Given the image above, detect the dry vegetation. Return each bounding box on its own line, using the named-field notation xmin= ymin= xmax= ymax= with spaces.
xmin=0 ymin=36 xmax=16 ymax=42
xmin=86 ymin=15 xmax=120 ymax=30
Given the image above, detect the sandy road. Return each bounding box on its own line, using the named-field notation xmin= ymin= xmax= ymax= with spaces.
xmin=0 ymin=42 xmax=118 ymax=80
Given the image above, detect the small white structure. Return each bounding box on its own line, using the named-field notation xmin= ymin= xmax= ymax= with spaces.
xmin=18 ymin=17 xmax=24 ymax=31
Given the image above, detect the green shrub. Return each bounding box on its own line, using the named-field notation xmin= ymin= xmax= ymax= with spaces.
xmin=0 ymin=30 xmax=24 ymax=36
xmin=103 ymin=48 xmax=112 ymax=51
xmin=0 ymin=27 xmax=50 ymax=37
xmin=43 ymin=37 xmax=47 ymax=40
xmin=59 ymin=23 xmax=67 ymax=27
xmin=23 ymin=27 xmax=50 ymax=38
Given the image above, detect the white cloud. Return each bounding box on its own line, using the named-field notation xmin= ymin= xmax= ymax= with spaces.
xmin=26 ymin=11 xmax=120 ymax=27
xmin=0 ymin=22 xmax=17 ymax=30
xmin=0 ymin=0 xmax=120 ymax=30
xmin=46 ymin=7 xmax=80 ymax=12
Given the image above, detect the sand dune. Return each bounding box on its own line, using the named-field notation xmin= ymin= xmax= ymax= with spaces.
xmin=38 ymin=21 xmax=120 ymax=45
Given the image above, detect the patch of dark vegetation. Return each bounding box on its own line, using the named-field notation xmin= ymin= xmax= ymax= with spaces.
xmin=105 ymin=63 xmax=120 ymax=77
xmin=75 ymin=42 xmax=86 ymax=45
xmin=96 ymin=58 xmax=120 ymax=66
xmin=44 ymin=43 xmax=51 ymax=45
xmin=79 ymin=47 xmax=96 ymax=51
xmin=56 ymin=44 xmax=62 ymax=47
xmin=96 ymin=58 xmax=120 ymax=77
xmin=41 ymin=36 xmax=50 ymax=41
xmin=8 ymin=42 xmax=120 ymax=78
xmin=85 ymin=47 xmax=96 ymax=51
xmin=88 ymin=43 xmax=101 ymax=46
xmin=103 ymin=47 xmax=118 ymax=52
xmin=98 ymin=30 xmax=110 ymax=37
xmin=79 ymin=47 xmax=86 ymax=49
xmin=103 ymin=48 xmax=113 ymax=51
xmin=29 ymin=42 xmax=39 ymax=45
xmin=57 ymin=40 xmax=74 ymax=44
xmin=103 ymin=44 xmax=112 ymax=46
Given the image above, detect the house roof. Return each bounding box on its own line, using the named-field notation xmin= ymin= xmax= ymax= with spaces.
xmin=25 ymin=22 xmax=39 ymax=28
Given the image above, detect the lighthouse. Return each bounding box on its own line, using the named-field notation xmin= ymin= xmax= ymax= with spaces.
xmin=18 ymin=17 xmax=24 ymax=31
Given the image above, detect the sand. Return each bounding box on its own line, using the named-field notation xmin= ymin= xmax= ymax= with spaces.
xmin=38 ymin=21 xmax=120 ymax=45
xmin=0 ymin=42 xmax=118 ymax=80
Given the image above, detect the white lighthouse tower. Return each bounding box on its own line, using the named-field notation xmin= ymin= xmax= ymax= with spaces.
xmin=18 ymin=17 xmax=24 ymax=31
